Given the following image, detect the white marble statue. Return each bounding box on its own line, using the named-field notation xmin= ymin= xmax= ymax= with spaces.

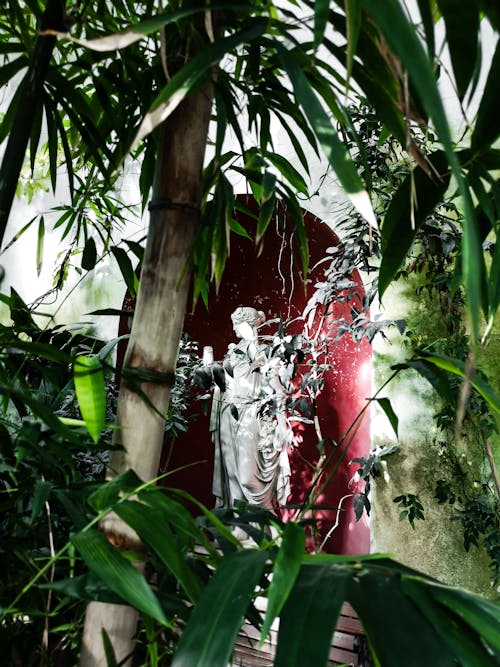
xmin=208 ymin=307 xmax=292 ymax=510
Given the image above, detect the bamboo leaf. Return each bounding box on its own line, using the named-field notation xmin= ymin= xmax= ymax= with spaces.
xmin=110 ymin=246 xmax=137 ymax=296
xmin=114 ymin=500 xmax=204 ymax=603
xmin=47 ymin=4 xmax=256 ymax=51
xmin=345 ymin=0 xmax=362 ymax=81
xmin=265 ymin=152 xmax=308 ymax=195
xmin=30 ymin=480 xmax=52 ymax=524
xmin=348 ymin=566 xmax=457 ymax=666
xmin=73 ymin=355 xmax=106 ymax=444
xmin=373 ymin=397 xmax=398 ymax=438
xmin=313 ymin=0 xmax=330 ymax=49
xmin=275 ymin=563 xmax=350 ymax=667
xmin=260 ymin=522 xmax=305 ymax=643
xmin=429 ymin=584 xmax=500 ymax=653
xmin=471 ymin=40 xmax=500 ymax=151
xmin=416 ymin=352 xmax=500 ymax=414
xmin=171 ymin=549 xmax=268 ymax=667
xmin=72 ymin=529 xmax=169 ymax=626
xmin=276 ymin=43 xmax=377 ymax=229
xmin=134 ymin=20 xmax=267 ymax=146
xmin=402 ymin=577 xmax=499 ymax=666
xmin=36 ymin=215 xmax=44 ymax=277
xmin=436 ymin=0 xmax=479 ymax=100
xmin=362 ymin=0 xmax=483 ymax=341
xmin=416 ymin=0 xmax=436 ymax=61
xmin=82 ymin=237 xmax=98 ymax=271
xmin=379 ymin=152 xmax=450 ymax=298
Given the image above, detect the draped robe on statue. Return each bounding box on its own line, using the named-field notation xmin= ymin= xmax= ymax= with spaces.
xmin=210 ymin=337 xmax=291 ymax=510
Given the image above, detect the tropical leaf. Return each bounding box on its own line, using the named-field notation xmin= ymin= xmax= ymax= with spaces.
xmin=379 ymin=151 xmax=450 ymax=298
xmin=276 ymin=42 xmax=377 ymax=229
xmin=415 ymin=351 xmax=500 ymax=414
xmin=171 ymin=549 xmax=268 ymax=667
xmin=114 ymin=500 xmax=204 ymax=603
xmin=134 ymin=20 xmax=268 ymax=146
xmin=471 ymin=40 xmax=500 ymax=151
xmin=436 ymin=0 xmax=479 ymax=100
xmin=275 ymin=563 xmax=350 ymax=667
xmin=72 ymin=529 xmax=169 ymax=626
xmin=362 ymin=0 xmax=484 ymax=341
xmin=260 ymin=522 xmax=305 ymax=643
xmin=73 ymin=355 xmax=106 ymax=443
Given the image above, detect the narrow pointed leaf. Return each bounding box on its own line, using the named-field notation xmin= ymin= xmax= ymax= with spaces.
xmin=374 ymin=397 xmax=398 ymax=438
xmin=379 ymin=152 xmax=450 ymax=298
xmin=345 ymin=0 xmax=362 ymax=81
xmin=72 ymin=529 xmax=169 ymax=626
xmin=436 ymin=0 xmax=479 ymax=99
xmin=429 ymin=584 xmax=500 ymax=653
xmin=73 ymin=355 xmax=106 ymax=444
xmin=471 ymin=40 xmax=500 ymax=151
xmin=276 ymin=43 xmax=377 ymax=228
xmin=362 ymin=0 xmax=483 ymax=341
xmin=402 ymin=577 xmax=499 ymax=666
xmin=275 ymin=564 xmax=350 ymax=667
xmin=171 ymin=549 xmax=267 ymax=667
xmin=82 ymin=237 xmax=98 ymax=271
xmin=110 ymin=246 xmax=137 ymax=296
xmin=36 ymin=215 xmax=44 ymax=277
xmin=260 ymin=522 xmax=305 ymax=643
xmin=416 ymin=352 xmax=500 ymax=414
xmin=115 ymin=500 xmax=203 ymax=602
xmin=348 ymin=567 xmax=457 ymax=666
xmin=134 ymin=20 xmax=267 ymax=145
xmin=313 ymin=0 xmax=330 ymax=49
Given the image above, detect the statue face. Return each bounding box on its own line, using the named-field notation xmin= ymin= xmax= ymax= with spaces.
xmin=233 ymin=321 xmax=254 ymax=340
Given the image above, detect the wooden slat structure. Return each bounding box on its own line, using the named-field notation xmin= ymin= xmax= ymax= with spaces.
xmin=232 ymin=599 xmax=365 ymax=666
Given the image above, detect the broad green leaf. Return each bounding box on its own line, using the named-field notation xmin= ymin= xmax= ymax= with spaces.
xmin=379 ymin=151 xmax=450 ymax=298
xmin=348 ymin=566 xmax=457 ymax=666
xmin=115 ymin=500 xmax=203 ymax=602
xmin=416 ymin=352 xmax=500 ymax=414
xmin=374 ymin=397 xmax=398 ymax=438
xmin=41 ymin=572 xmax=125 ymax=605
xmin=436 ymin=0 xmax=479 ymax=100
xmin=471 ymin=40 xmax=500 ymax=151
xmin=260 ymin=522 xmax=305 ymax=643
xmin=134 ymin=20 xmax=267 ymax=146
xmin=276 ymin=43 xmax=377 ymax=228
xmin=429 ymin=584 xmax=500 ymax=653
xmin=171 ymin=549 xmax=268 ymax=667
xmin=402 ymin=577 xmax=499 ymax=666
xmin=275 ymin=564 xmax=350 ymax=667
xmin=257 ymin=193 xmax=276 ymax=245
xmin=392 ymin=359 xmax=453 ymax=403
xmin=72 ymin=529 xmax=169 ymax=626
xmin=362 ymin=0 xmax=483 ymax=341
xmin=139 ymin=487 xmax=221 ymax=561
xmin=73 ymin=355 xmax=106 ymax=444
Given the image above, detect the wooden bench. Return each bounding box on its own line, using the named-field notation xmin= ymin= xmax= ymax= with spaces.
xmin=232 ymin=600 xmax=365 ymax=666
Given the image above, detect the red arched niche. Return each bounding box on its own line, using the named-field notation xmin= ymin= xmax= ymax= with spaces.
xmin=119 ymin=197 xmax=371 ymax=554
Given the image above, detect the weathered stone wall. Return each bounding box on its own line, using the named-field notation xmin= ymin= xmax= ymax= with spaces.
xmin=371 ymin=275 xmax=498 ymax=598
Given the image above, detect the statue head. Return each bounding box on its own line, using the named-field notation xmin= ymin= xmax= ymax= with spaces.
xmin=231 ymin=307 xmax=266 ymax=340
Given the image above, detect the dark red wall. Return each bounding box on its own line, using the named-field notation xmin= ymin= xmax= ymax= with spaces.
xmin=120 ymin=197 xmax=371 ymax=554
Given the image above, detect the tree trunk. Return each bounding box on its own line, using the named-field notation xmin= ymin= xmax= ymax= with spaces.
xmin=79 ymin=77 xmax=214 ymax=666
